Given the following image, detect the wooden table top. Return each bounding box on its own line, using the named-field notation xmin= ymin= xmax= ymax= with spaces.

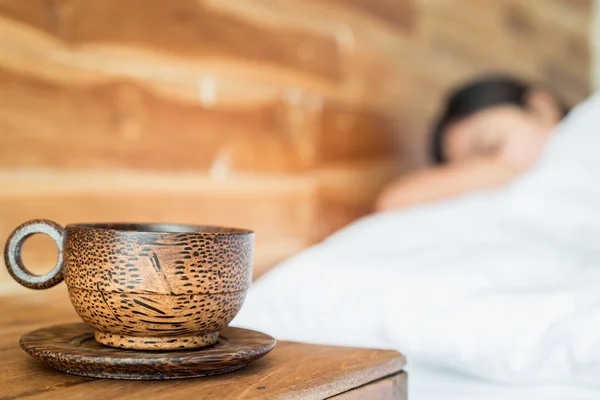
xmin=0 ymin=288 xmax=406 ymax=399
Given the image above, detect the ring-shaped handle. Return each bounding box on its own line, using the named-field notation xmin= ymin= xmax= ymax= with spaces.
xmin=3 ymin=220 xmax=65 ymax=290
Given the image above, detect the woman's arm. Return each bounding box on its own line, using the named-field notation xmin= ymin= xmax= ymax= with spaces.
xmin=374 ymin=157 xmax=523 ymax=211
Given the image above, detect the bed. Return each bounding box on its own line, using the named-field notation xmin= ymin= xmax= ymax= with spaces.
xmin=232 ymin=94 xmax=600 ymax=397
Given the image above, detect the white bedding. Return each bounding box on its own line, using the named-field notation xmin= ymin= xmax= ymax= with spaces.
xmin=232 ymin=93 xmax=600 ymax=396
xmin=410 ymin=365 xmax=600 ymax=399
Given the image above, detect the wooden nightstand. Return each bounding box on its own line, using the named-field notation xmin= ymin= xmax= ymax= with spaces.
xmin=0 ymin=289 xmax=407 ymax=399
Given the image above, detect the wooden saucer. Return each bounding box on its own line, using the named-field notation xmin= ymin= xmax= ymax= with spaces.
xmin=20 ymin=323 xmax=276 ymax=380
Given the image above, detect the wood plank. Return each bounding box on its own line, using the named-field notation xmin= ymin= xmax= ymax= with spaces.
xmin=0 ymin=15 xmax=405 ymax=115
xmin=526 ymin=0 xmax=590 ymax=36
xmin=332 ymin=0 xmax=413 ymax=32
xmin=0 ymin=291 xmax=406 ymax=400
xmin=0 ymin=66 xmax=316 ymax=172
xmin=553 ymin=0 xmax=591 ymax=12
xmin=331 ymin=372 xmax=407 ymax=400
xmin=0 ymin=65 xmax=404 ymax=171
xmin=319 ymin=105 xmax=402 ymax=163
xmin=419 ymin=3 xmax=539 ymax=76
xmin=0 ymin=0 xmax=409 ymax=116
xmin=314 ymin=160 xmax=400 ymax=241
xmin=202 ymin=0 xmax=410 ymax=113
xmin=0 ymin=0 xmax=342 ymax=83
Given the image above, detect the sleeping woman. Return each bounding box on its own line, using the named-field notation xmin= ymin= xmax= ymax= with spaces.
xmin=376 ymin=76 xmax=569 ymax=211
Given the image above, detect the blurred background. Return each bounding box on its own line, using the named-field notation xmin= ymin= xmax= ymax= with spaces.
xmin=0 ymin=0 xmax=592 ymax=292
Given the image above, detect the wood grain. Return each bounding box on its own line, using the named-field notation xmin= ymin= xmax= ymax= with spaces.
xmin=4 ymin=221 xmax=256 ymax=351
xmin=21 ymin=324 xmax=275 ymax=379
xmin=331 ymin=372 xmax=407 ymax=399
xmin=0 ymin=16 xmax=405 ymax=116
xmin=334 ymin=0 xmax=413 ymax=31
xmin=0 ymin=0 xmax=342 ymax=82
xmin=0 ymin=0 xmax=590 ymax=163
xmin=314 ymin=160 xmax=400 ymax=241
xmin=319 ymin=105 xmax=401 ymax=163
xmin=0 ymin=290 xmax=406 ymax=399
xmin=0 ymin=66 xmax=309 ymax=172
xmin=0 ymin=66 xmax=401 ymax=171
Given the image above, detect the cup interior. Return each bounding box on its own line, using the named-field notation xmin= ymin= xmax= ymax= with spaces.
xmin=68 ymin=223 xmax=253 ymax=235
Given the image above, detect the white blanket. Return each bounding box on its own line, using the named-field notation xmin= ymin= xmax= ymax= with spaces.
xmin=232 ymin=93 xmax=600 ymax=388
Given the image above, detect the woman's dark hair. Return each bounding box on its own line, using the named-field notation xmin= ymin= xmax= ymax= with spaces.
xmin=430 ymin=75 xmax=567 ymax=164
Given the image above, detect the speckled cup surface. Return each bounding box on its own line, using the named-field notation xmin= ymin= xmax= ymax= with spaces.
xmin=4 ymin=220 xmax=254 ymax=350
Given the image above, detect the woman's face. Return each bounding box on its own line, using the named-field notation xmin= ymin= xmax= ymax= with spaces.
xmin=443 ymin=93 xmax=562 ymax=163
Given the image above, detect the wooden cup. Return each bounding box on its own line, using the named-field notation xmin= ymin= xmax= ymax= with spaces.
xmin=4 ymin=220 xmax=254 ymax=350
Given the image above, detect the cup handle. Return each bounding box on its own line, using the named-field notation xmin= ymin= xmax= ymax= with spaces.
xmin=4 ymin=220 xmax=65 ymax=290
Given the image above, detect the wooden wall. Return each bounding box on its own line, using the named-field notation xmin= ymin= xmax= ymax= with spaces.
xmin=0 ymin=0 xmax=592 ymax=292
